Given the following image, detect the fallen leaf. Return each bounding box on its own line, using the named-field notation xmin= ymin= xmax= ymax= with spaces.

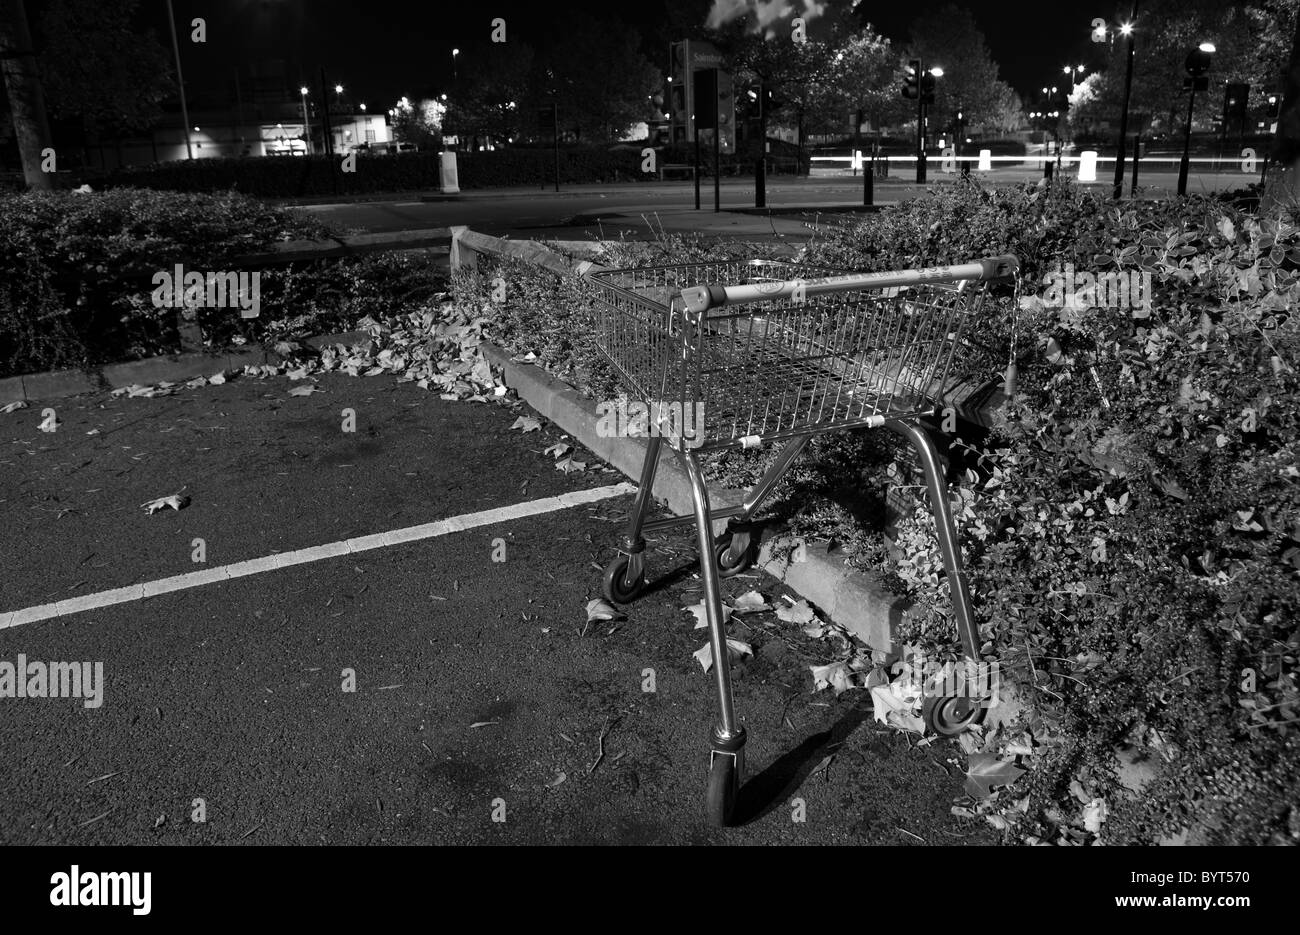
xmin=810 ymin=660 xmax=855 ymax=694
xmin=209 ymin=372 xmax=226 ymax=385
xmin=693 ymin=639 xmax=752 ymax=672
xmin=544 ymin=771 xmax=567 ymax=789
xmin=682 ymin=601 xmax=732 ymax=630
xmin=1082 ymin=797 xmax=1108 ymax=833
xmin=1 ymin=401 xmax=27 ymax=413
xmin=776 ymin=599 xmax=817 ymax=625
xmin=511 ymin=416 xmax=541 ymax=433
xmin=544 ymin=442 xmax=572 ymax=459
xmin=963 ymin=752 xmax=1026 ymax=799
xmin=141 ymin=494 xmax=190 ymax=515
xmin=556 ymin=456 xmax=587 ymax=474
xmin=731 ymin=590 xmax=770 ymax=613
xmin=585 ymin=599 xmax=621 ymax=623
xmin=288 ymin=385 xmax=320 ymax=396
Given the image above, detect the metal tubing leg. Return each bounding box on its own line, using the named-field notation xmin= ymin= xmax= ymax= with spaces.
xmin=617 ymin=436 xmax=663 ymax=587
xmin=718 ymin=434 xmax=811 ymax=565
xmin=681 ymin=447 xmax=743 ymax=746
xmin=887 ymin=419 xmax=981 ymax=661
xmin=738 ymin=435 xmax=811 ymax=519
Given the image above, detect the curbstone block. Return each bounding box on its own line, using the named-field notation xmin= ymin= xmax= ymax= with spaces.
xmin=0 ymin=375 xmax=28 ymax=403
xmin=101 ymin=353 xmax=227 ymax=388
xmin=19 ymin=368 xmax=101 ymax=400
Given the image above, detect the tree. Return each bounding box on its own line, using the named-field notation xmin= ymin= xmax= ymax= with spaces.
xmin=1267 ymin=1 xmax=1300 ymax=208
xmin=541 ymin=15 xmax=659 ymax=143
xmin=0 ymin=0 xmax=53 ymax=188
xmin=906 ymin=4 xmax=1008 ymax=132
xmin=391 ymin=97 xmax=445 ymax=150
xmin=1082 ymin=0 xmax=1295 ymax=137
xmin=36 ymin=0 xmax=171 ymax=133
xmin=807 ymin=26 xmax=907 ymax=139
xmin=706 ymin=10 xmax=836 ymax=165
xmin=442 ymin=43 xmax=534 ymax=148
xmin=984 ymin=83 xmax=1025 ymax=137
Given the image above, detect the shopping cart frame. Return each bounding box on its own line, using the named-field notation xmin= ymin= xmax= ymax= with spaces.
xmin=591 ymin=255 xmax=1019 ymax=826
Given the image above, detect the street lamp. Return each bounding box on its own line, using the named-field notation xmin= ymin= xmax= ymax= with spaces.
xmin=1178 ymin=42 xmax=1215 ymax=195
xmin=165 ymin=0 xmax=194 ymax=159
xmin=1112 ymin=9 xmax=1138 ymax=200
xmin=299 ymin=86 xmax=311 ymax=154
xmin=452 ymin=48 xmax=460 ymax=84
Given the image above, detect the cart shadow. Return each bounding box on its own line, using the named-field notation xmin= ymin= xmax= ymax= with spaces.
xmin=733 ymin=695 xmax=876 ymax=826
xmin=638 ymin=558 xmax=704 ymax=598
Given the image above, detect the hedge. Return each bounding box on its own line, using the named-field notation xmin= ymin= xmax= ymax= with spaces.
xmin=453 ymin=181 xmax=1300 ymax=845
xmin=0 ymin=188 xmax=447 ymax=376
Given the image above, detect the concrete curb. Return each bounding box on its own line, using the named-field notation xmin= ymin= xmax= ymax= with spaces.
xmin=0 ymin=332 xmax=378 ymax=406
xmin=1 ymin=350 xmax=271 ymax=404
xmin=481 ymin=341 xmax=906 ymax=654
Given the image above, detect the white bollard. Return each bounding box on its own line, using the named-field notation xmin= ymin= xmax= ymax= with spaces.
xmin=1078 ymin=150 xmax=1098 ymax=182
xmin=978 ymin=149 xmax=992 ymax=171
xmin=440 ymin=151 xmax=460 ymax=193
xmin=853 ymin=150 xmax=863 ymax=172
xmin=941 ymin=147 xmax=956 ymax=173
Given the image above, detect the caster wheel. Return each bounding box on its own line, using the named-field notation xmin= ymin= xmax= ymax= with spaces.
xmin=705 ymin=753 xmax=738 ymax=827
xmin=713 ymin=535 xmax=753 ymax=577
xmin=923 ymin=695 xmax=984 ymax=737
xmin=602 ymin=556 xmax=646 ymax=604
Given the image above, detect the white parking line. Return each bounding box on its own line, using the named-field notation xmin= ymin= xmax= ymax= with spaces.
xmin=1 ymin=482 xmax=636 ymax=631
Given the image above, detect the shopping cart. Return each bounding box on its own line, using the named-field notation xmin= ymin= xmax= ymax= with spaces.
xmin=588 ymin=255 xmax=1019 ymax=826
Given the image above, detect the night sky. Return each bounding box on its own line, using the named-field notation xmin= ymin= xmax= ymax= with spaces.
xmin=120 ymin=0 xmax=1133 ymax=107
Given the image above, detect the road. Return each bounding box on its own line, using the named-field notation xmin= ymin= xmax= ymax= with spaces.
xmin=293 ymin=167 xmax=1254 ymax=240
xmin=0 ymin=375 xmax=990 ymax=844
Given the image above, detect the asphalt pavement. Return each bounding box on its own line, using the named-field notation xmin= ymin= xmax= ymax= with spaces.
xmin=1 ymin=375 xmax=991 ymax=845
xmin=292 ymin=168 xmax=1252 ymax=241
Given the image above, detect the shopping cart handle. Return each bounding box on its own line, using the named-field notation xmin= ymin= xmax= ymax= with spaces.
xmin=979 ymin=255 xmax=1020 ymax=281
xmin=679 ymin=285 xmax=728 ymax=316
xmin=678 ymin=255 xmax=1021 ymax=315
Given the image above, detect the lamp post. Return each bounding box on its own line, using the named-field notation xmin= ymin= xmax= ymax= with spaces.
xmin=299 ymin=86 xmax=311 ymax=154
xmin=452 ymin=48 xmax=460 ymax=85
xmin=1178 ymin=42 xmax=1215 ymax=196
xmin=1112 ymin=11 xmax=1138 ymax=200
xmin=916 ymin=65 xmax=941 ymax=184
xmin=165 ymin=0 xmax=194 ymax=159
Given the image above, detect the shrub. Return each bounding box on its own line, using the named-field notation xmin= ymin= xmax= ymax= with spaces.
xmin=0 ymin=188 xmax=329 ymax=375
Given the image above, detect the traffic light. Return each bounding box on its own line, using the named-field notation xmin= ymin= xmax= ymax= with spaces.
xmin=901 ymin=60 xmax=919 ymax=100
xmin=920 ymin=72 xmax=936 ymax=107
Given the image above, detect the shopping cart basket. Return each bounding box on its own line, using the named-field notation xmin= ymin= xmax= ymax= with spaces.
xmin=588 ymin=255 xmax=1019 ymax=826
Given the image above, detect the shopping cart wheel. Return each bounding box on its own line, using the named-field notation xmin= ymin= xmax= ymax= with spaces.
xmin=705 ymin=753 xmax=738 ymax=827
xmin=601 ymin=556 xmax=646 ymax=604
xmin=713 ymin=533 xmax=754 ymax=577
xmin=922 ymin=695 xmax=984 ymax=737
